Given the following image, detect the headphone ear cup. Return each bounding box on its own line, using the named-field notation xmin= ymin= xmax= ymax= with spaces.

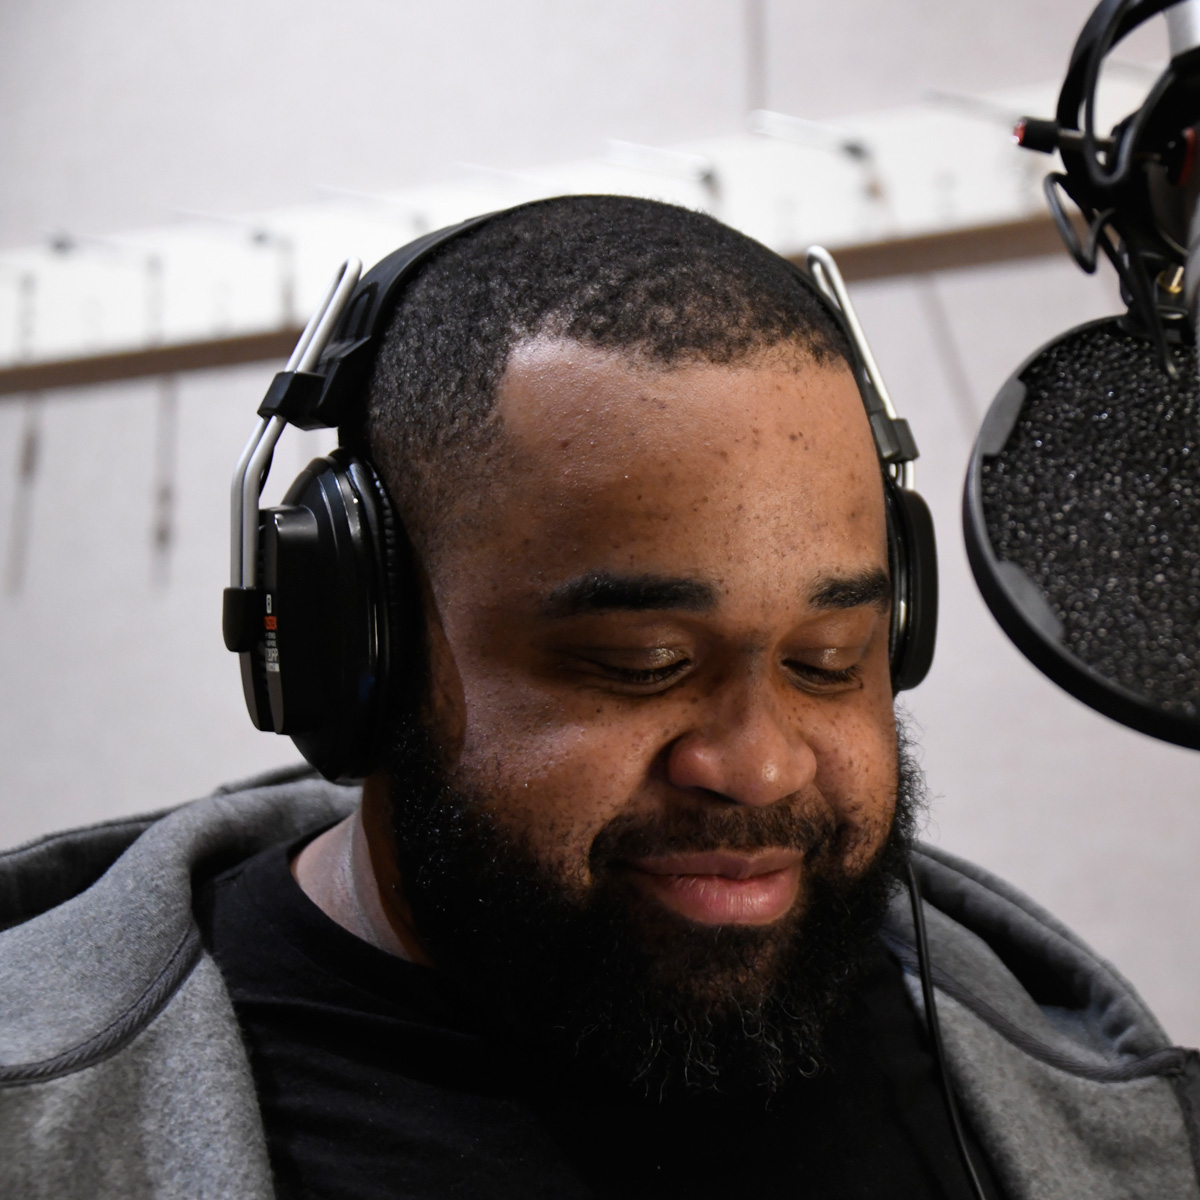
xmin=885 ymin=477 xmax=939 ymax=692
xmin=251 ymin=448 xmax=406 ymax=780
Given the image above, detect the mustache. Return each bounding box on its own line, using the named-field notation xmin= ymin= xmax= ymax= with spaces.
xmin=588 ymin=801 xmax=841 ymax=871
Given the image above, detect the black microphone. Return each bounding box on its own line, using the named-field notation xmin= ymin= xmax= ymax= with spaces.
xmin=963 ymin=0 xmax=1200 ymax=750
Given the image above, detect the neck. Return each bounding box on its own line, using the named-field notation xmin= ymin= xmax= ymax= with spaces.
xmin=290 ymin=773 xmax=433 ymax=965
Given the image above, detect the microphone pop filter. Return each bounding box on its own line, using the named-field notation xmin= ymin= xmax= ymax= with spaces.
xmin=963 ymin=317 xmax=1200 ymax=749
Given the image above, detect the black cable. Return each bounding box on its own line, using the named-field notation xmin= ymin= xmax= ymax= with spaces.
xmin=904 ymin=858 xmax=990 ymax=1200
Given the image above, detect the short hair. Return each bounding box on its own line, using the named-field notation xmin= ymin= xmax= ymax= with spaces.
xmin=363 ymin=194 xmax=851 ymax=561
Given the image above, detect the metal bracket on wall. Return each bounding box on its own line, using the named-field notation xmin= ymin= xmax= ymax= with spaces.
xmin=0 ymin=214 xmax=1079 ymax=400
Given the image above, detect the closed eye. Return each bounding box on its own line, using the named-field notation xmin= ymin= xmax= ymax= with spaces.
xmin=784 ymin=661 xmax=863 ymax=691
xmin=570 ymin=648 xmax=693 ymax=692
xmin=606 ymin=662 xmax=690 ymax=685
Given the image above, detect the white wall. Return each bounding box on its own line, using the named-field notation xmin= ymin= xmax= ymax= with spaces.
xmin=0 ymin=0 xmax=1154 ymax=249
xmin=2 ymin=0 xmax=1196 ymax=1046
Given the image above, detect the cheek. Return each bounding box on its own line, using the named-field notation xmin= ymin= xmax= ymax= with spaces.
xmin=446 ymin=677 xmax=663 ymax=884
xmin=424 ymin=591 xmax=644 ymax=880
xmin=809 ymin=698 xmax=898 ymax=872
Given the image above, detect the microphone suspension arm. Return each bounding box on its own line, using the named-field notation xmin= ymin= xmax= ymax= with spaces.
xmin=1014 ymin=0 xmax=1200 ymax=375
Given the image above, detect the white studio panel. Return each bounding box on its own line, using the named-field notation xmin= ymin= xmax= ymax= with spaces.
xmin=0 ymin=73 xmax=1161 ymax=373
xmin=0 ymin=367 xmax=334 ymax=850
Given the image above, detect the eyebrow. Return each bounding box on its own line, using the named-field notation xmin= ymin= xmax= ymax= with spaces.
xmin=540 ymin=568 xmax=891 ymax=619
xmin=540 ymin=572 xmax=717 ymax=618
xmin=809 ymin=568 xmax=892 ymax=613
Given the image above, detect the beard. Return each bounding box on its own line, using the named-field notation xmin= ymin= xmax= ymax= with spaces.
xmin=380 ymin=712 xmax=925 ymax=1102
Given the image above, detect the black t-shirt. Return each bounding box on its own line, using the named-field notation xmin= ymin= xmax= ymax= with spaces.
xmin=196 ymin=839 xmax=1003 ymax=1200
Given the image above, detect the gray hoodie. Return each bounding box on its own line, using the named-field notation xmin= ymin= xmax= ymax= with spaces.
xmin=0 ymin=766 xmax=1197 ymax=1199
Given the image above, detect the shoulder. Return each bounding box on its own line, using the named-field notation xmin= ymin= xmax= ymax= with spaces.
xmin=891 ymin=843 xmax=1176 ymax=1062
xmin=0 ymin=766 xmax=358 ymax=1198
xmin=0 ymin=764 xmax=358 ymax=1077
xmin=884 ymin=844 xmax=1200 ymax=1199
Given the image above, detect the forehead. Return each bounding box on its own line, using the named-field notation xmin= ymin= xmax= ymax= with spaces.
xmin=438 ymin=337 xmax=886 ymax=600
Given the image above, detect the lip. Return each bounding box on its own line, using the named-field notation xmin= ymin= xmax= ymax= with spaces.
xmin=623 ymin=849 xmax=805 ymax=926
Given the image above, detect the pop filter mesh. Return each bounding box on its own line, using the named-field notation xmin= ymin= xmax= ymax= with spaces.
xmin=980 ymin=322 xmax=1200 ymax=719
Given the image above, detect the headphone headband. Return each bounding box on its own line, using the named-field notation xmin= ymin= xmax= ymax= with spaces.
xmin=254 ymin=213 xmax=500 ymax=435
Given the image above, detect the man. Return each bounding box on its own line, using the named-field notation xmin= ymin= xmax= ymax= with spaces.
xmin=1 ymin=197 xmax=1196 ymax=1199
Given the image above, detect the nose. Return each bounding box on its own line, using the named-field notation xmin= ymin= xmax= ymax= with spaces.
xmin=665 ymin=681 xmax=818 ymax=807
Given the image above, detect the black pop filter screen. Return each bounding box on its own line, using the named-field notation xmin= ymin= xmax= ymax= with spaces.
xmin=964 ymin=318 xmax=1200 ymax=748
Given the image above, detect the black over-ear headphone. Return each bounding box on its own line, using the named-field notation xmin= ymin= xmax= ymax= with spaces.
xmin=223 ymin=202 xmax=938 ymax=781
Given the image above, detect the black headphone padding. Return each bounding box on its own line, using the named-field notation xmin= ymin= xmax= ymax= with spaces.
xmin=885 ymin=478 xmax=938 ymax=692
xmin=260 ymin=449 xmax=406 ymax=779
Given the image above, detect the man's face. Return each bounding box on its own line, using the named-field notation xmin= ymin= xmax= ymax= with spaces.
xmin=382 ymin=336 xmax=908 ymax=1093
